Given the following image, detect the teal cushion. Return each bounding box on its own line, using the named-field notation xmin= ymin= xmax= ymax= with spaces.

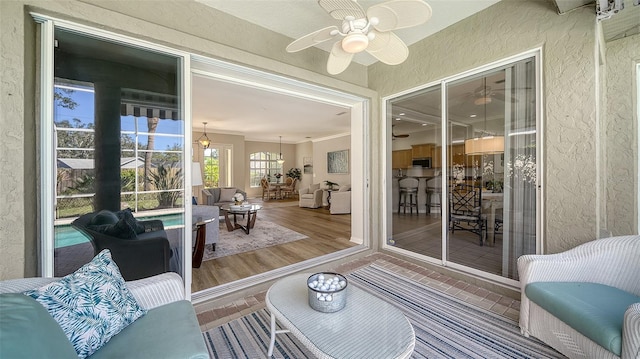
xmin=89 ymin=300 xmax=209 ymax=359
xmin=24 ymin=250 xmax=147 ymax=358
xmin=0 ymin=293 xmax=77 ymax=359
xmin=90 ymin=210 xmax=119 ymax=225
xmin=525 ymin=282 xmax=640 ymax=356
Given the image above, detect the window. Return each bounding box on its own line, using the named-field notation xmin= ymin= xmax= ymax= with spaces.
xmin=249 ymin=151 xmax=283 ymax=187
xmin=204 ymin=148 xmax=220 ymax=187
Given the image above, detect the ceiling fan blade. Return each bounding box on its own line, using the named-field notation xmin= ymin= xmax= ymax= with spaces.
xmin=286 ymin=26 xmax=339 ymax=53
xmin=491 ymin=92 xmax=518 ymax=103
xmin=367 ymin=0 xmax=432 ymax=32
xmin=318 ymin=0 xmax=366 ymax=20
xmin=366 ymin=30 xmax=408 ymax=65
xmin=327 ymin=40 xmax=354 ymax=75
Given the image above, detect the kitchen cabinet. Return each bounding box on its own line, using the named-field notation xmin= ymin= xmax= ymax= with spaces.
xmin=432 ymin=146 xmax=442 ymax=168
xmin=392 ymin=149 xmax=412 ymax=169
xmin=411 ymin=143 xmax=434 ymax=158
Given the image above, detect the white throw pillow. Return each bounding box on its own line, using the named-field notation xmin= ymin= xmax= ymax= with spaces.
xmin=220 ymin=188 xmax=238 ymax=202
xmin=24 ymin=250 xmax=146 ymax=359
xmin=309 ymin=183 xmax=320 ymax=191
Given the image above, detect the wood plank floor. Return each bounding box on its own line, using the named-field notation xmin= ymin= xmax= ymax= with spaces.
xmin=191 ymin=198 xmax=355 ymax=292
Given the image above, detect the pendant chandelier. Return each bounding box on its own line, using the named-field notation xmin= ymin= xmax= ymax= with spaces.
xmin=465 ymin=77 xmax=504 ymax=155
xmin=277 ymin=136 xmax=285 ymax=165
xmin=198 ymin=122 xmax=211 ymax=149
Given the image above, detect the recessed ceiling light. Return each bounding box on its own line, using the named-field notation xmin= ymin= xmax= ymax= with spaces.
xmin=395 ymin=118 xmax=401 ymax=121
xmin=470 ymin=114 xmax=477 ymax=118
xmin=422 ymin=123 xmax=427 ymax=126
xmin=398 ymin=113 xmax=405 ymax=116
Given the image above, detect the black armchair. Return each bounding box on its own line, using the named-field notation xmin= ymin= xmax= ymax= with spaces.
xmin=71 ymin=211 xmax=172 ymax=281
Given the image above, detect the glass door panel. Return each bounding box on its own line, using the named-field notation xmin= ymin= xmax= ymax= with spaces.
xmin=387 ymin=85 xmax=443 ymax=260
xmin=52 ymin=28 xmax=185 ymax=279
xmin=446 ymin=59 xmax=537 ymax=280
xmin=386 ymin=53 xmax=539 ymax=283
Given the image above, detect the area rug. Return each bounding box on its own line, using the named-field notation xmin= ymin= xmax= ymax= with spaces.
xmin=202 ymin=219 xmax=308 ymax=261
xmin=202 ymin=263 xmax=566 ymax=358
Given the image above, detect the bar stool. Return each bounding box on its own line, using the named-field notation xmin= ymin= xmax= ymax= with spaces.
xmin=398 ymin=177 xmax=419 ymax=214
xmin=425 ymin=176 xmax=442 ymax=215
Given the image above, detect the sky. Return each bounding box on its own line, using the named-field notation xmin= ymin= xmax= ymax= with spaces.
xmin=55 ymin=84 xmax=183 ymax=151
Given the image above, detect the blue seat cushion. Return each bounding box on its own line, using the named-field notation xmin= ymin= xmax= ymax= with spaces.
xmin=525 ymin=282 xmax=640 ymax=356
xmin=88 ymin=300 xmax=209 ymax=359
xmin=0 ymin=293 xmax=78 ymax=359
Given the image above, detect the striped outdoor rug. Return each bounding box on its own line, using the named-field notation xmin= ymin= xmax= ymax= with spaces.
xmin=203 ymin=263 xmax=566 ymax=358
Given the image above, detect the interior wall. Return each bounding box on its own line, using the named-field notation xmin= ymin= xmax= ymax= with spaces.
xmin=312 ymin=135 xmax=352 ymax=188
xmin=368 ymin=0 xmax=601 ymax=253
xmin=296 ymin=141 xmax=314 ymax=191
xmin=605 ymin=33 xmax=640 ymax=235
xmin=0 ymin=0 xmax=377 ymax=279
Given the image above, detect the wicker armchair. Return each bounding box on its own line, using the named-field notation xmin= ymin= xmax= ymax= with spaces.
xmin=518 ymin=235 xmax=640 ymax=359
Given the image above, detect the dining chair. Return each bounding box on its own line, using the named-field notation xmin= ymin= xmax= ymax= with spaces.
xmin=261 ymin=177 xmax=277 ymax=200
xmin=281 ymin=178 xmax=297 ymax=198
xmin=449 ymin=183 xmax=486 ymax=246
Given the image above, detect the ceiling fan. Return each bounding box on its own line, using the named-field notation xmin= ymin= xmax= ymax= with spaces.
xmin=286 ymin=0 xmax=433 ymax=75
xmin=392 ymin=125 xmax=409 ymax=139
xmin=463 ymin=78 xmax=518 ymax=106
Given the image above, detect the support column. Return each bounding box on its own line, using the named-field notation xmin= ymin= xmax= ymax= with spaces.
xmin=94 ymin=83 xmax=121 ymax=211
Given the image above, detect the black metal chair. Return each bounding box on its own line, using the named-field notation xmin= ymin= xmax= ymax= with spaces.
xmin=71 ymin=211 xmax=172 ymax=280
xmin=449 ymin=183 xmax=486 ymax=246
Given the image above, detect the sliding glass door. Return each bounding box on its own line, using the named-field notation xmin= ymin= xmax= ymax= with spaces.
xmin=37 ymin=18 xmax=191 ymax=288
xmin=386 ymin=51 xmax=540 ymax=284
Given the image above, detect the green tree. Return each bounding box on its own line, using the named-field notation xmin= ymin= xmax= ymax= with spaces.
xmin=147 ymin=163 xmax=183 ymax=208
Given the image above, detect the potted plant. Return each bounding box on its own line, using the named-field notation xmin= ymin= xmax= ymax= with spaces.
xmin=286 ymin=167 xmax=302 ymax=180
xmin=324 ymin=180 xmax=338 ymax=190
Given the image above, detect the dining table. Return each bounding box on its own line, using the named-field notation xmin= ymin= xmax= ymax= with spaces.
xmin=270 ymin=182 xmax=285 ymax=199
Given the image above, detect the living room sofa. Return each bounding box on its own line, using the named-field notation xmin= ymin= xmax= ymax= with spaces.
xmin=0 ymin=271 xmax=208 ymax=359
xmin=518 ymin=235 xmax=640 ymax=359
xmin=202 ymin=187 xmax=247 ymax=206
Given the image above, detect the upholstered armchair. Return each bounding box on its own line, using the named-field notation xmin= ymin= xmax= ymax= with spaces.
xmin=518 ymin=235 xmax=640 ymax=359
xmin=330 ymin=185 xmax=351 ymax=214
xmin=299 ymin=183 xmax=323 ymax=208
xmin=71 ymin=210 xmax=172 ymax=281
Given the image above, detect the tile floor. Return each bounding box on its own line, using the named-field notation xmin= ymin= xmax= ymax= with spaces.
xmin=195 ymin=252 xmax=521 ymax=331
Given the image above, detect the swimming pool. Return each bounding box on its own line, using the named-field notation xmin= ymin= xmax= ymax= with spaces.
xmin=55 ymin=212 xmax=184 ymax=249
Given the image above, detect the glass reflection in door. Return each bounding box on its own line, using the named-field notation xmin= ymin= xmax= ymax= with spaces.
xmin=387 ymin=85 xmax=443 ymax=260
xmin=446 ymin=58 xmax=537 ymax=280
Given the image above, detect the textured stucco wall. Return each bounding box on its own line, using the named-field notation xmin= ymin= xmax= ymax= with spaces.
xmin=368 ymin=0 xmax=601 ymax=253
xmin=0 ymin=1 xmax=38 ymax=279
xmin=0 ymin=0 xmax=377 ymax=279
xmin=605 ymin=33 xmax=640 ymax=235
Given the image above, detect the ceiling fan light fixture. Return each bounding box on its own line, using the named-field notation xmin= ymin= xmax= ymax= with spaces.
xmin=474 ymin=96 xmax=492 ymax=106
xmin=341 ymin=33 xmax=369 ymax=53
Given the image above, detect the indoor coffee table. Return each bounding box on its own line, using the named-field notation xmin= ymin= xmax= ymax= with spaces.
xmin=266 ymin=273 xmax=415 ymax=359
xmin=221 ymin=204 xmax=261 ymax=234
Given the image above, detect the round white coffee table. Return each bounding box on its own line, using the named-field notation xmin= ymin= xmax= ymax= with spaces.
xmin=266 ymin=272 xmax=415 ymax=358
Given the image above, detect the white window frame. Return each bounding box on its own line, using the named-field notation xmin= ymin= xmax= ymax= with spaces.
xmin=381 ymin=48 xmax=543 ymax=289
xmin=33 ymin=14 xmax=194 ymax=298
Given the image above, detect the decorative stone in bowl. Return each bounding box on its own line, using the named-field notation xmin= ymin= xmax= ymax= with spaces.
xmin=307 ymin=272 xmax=348 ymax=313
